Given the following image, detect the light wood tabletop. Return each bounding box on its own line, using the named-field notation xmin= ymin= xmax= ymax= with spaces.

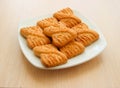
xmin=0 ymin=0 xmax=120 ymax=88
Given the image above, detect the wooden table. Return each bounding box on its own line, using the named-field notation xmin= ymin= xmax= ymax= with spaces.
xmin=0 ymin=0 xmax=120 ymax=88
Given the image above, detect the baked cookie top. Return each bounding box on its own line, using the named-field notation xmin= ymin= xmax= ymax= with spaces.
xmin=20 ymin=26 xmax=43 ymax=38
xmin=60 ymin=41 xmax=85 ymax=58
xmin=44 ymin=26 xmax=77 ymax=47
xmin=37 ymin=17 xmax=59 ymax=29
xmin=33 ymin=44 xmax=68 ymax=67
xmin=53 ymin=7 xmax=81 ymax=28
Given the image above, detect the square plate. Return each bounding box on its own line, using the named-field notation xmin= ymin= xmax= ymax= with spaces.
xmin=18 ymin=10 xmax=107 ymax=70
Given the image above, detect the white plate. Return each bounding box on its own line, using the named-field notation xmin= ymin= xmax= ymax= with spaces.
xmin=18 ymin=10 xmax=107 ymax=70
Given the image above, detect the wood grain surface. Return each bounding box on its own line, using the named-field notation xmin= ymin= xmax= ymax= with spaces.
xmin=0 ymin=0 xmax=120 ymax=88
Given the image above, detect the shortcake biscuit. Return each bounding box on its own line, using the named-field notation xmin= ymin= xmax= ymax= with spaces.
xmin=53 ymin=7 xmax=74 ymax=20
xmin=44 ymin=26 xmax=77 ymax=47
xmin=53 ymin=7 xmax=81 ymax=28
xmin=72 ymin=23 xmax=89 ymax=33
xmin=60 ymin=41 xmax=85 ymax=58
xmin=20 ymin=26 xmax=43 ymax=38
xmin=27 ymin=35 xmax=50 ymax=49
xmin=33 ymin=44 xmax=68 ymax=67
xmin=75 ymin=30 xmax=99 ymax=46
xmin=37 ymin=17 xmax=59 ymax=29
xmin=20 ymin=26 xmax=51 ymax=49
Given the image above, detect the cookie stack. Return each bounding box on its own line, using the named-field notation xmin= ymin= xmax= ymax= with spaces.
xmin=20 ymin=8 xmax=99 ymax=67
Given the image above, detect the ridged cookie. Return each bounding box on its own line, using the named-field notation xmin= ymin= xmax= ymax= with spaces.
xmin=72 ymin=23 xmax=89 ymax=33
xmin=60 ymin=41 xmax=85 ymax=58
xmin=75 ymin=30 xmax=99 ymax=46
xmin=20 ymin=26 xmax=51 ymax=49
xmin=20 ymin=26 xmax=43 ymax=38
xmin=33 ymin=44 xmax=68 ymax=67
xmin=37 ymin=17 xmax=59 ymax=29
xmin=27 ymin=35 xmax=51 ymax=49
xmin=44 ymin=26 xmax=77 ymax=47
xmin=53 ymin=7 xmax=73 ymax=20
xmin=53 ymin=7 xmax=81 ymax=28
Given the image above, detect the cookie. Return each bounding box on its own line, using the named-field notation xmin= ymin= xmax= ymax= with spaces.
xmin=60 ymin=41 xmax=85 ymax=58
xmin=27 ymin=35 xmax=51 ymax=49
xmin=20 ymin=26 xmax=43 ymax=38
xmin=72 ymin=23 xmax=89 ymax=33
xmin=33 ymin=44 xmax=68 ymax=67
xmin=59 ymin=18 xmax=81 ymax=28
xmin=37 ymin=17 xmax=59 ymax=29
xmin=44 ymin=26 xmax=77 ymax=47
xmin=75 ymin=30 xmax=99 ymax=46
xmin=53 ymin=7 xmax=73 ymax=20
xmin=53 ymin=7 xmax=81 ymax=28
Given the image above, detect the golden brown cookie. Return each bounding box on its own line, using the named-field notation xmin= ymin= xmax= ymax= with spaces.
xmin=27 ymin=35 xmax=51 ymax=49
xmin=53 ymin=7 xmax=74 ymax=20
xmin=60 ymin=41 xmax=85 ymax=58
xmin=33 ymin=44 xmax=68 ymax=67
xmin=53 ymin=7 xmax=81 ymax=28
xmin=75 ymin=30 xmax=99 ymax=46
xmin=33 ymin=44 xmax=57 ymax=57
xmin=44 ymin=26 xmax=77 ymax=47
xmin=20 ymin=26 xmax=43 ymax=38
xmin=72 ymin=23 xmax=89 ymax=33
xmin=60 ymin=15 xmax=82 ymax=28
xmin=20 ymin=26 xmax=51 ymax=49
xmin=37 ymin=17 xmax=59 ymax=29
